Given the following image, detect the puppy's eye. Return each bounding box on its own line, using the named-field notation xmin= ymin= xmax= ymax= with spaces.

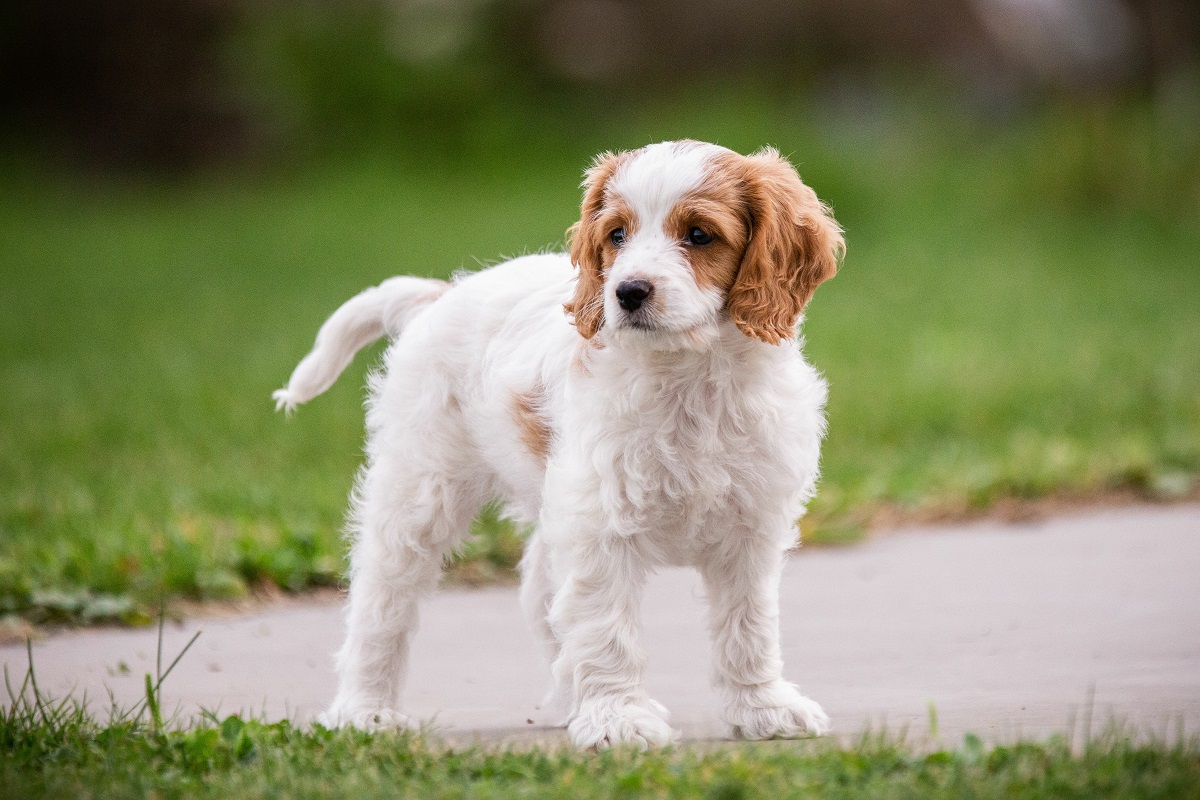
xmin=609 ymin=227 xmax=627 ymax=247
xmin=687 ymin=227 xmax=714 ymax=246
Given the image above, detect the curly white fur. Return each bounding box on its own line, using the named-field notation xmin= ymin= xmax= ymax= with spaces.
xmin=276 ymin=141 xmax=839 ymax=747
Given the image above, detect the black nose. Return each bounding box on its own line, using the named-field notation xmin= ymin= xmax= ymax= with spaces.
xmin=615 ymin=279 xmax=653 ymax=312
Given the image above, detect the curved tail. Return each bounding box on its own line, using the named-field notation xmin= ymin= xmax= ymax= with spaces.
xmin=273 ymin=276 xmax=449 ymax=412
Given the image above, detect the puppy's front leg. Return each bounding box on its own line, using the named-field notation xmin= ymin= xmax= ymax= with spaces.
xmin=700 ymin=536 xmax=830 ymax=740
xmin=548 ymin=537 xmax=678 ymax=748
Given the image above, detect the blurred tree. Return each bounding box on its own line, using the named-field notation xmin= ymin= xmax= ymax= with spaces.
xmin=1 ymin=0 xmax=1195 ymax=170
xmin=0 ymin=0 xmax=250 ymax=169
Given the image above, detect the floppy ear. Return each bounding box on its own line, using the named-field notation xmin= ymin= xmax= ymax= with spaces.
xmin=726 ymin=148 xmax=844 ymax=345
xmin=564 ymin=151 xmax=623 ymax=339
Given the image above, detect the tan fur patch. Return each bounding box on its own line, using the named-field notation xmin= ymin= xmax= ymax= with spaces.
xmin=666 ymin=171 xmax=751 ymax=293
xmin=512 ymin=387 xmax=553 ymax=461
xmin=715 ymin=148 xmax=844 ymax=344
xmin=565 ymin=151 xmax=634 ymax=339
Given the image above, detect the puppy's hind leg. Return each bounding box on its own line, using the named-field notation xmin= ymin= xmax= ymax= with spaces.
xmin=518 ymin=532 xmax=569 ymax=722
xmin=321 ymin=424 xmax=485 ymax=731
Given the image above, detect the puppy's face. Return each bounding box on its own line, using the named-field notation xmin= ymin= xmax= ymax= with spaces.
xmin=565 ymin=141 xmax=844 ymax=347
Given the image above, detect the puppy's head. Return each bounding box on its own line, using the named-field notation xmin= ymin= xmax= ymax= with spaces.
xmin=565 ymin=141 xmax=843 ymax=346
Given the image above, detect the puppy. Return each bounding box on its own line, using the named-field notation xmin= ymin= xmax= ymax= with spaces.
xmin=274 ymin=140 xmax=844 ymax=747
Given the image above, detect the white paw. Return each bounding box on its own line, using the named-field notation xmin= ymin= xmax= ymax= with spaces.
xmin=316 ymin=706 xmax=416 ymax=732
xmin=568 ymin=698 xmax=679 ymax=749
xmin=725 ymin=682 xmax=830 ymax=740
xmin=641 ymin=697 xmax=670 ymax=721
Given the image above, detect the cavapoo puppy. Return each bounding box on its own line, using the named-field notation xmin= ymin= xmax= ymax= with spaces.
xmin=274 ymin=140 xmax=844 ymax=747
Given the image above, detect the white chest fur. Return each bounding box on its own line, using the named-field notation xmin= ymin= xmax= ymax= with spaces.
xmin=544 ymin=326 xmax=827 ymax=566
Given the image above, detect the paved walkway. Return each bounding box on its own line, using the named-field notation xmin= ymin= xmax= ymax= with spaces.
xmin=4 ymin=505 xmax=1198 ymax=745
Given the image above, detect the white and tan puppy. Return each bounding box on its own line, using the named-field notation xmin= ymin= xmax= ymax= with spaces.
xmin=275 ymin=140 xmax=844 ymax=747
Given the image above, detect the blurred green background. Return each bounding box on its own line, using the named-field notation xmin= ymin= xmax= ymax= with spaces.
xmin=1 ymin=0 xmax=1198 ymax=625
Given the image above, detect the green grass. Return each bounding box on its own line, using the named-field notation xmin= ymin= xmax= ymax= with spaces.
xmin=2 ymin=95 xmax=1198 ymax=622
xmin=7 ymin=722 xmax=1199 ymax=800
xmin=2 ymin=671 xmax=1197 ymax=800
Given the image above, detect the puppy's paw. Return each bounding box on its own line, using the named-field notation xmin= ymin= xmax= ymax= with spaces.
xmin=316 ymin=706 xmax=416 ymax=732
xmin=725 ymin=682 xmax=830 ymax=740
xmin=640 ymin=697 xmax=671 ymax=721
xmin=568 ymin=698 xmax=679 ymax=749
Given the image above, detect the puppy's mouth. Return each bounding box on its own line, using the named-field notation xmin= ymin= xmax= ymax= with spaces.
xmin=611 ymin=309 xmax=719 ymax=351
xmin=619 ymin=313 xmax=662 ymax=332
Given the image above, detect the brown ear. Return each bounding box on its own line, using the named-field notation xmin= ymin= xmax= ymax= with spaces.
xmin=726 ymin=148 xmax=844 ymax=345
xmin=565 ymin=151 xmax=624 ymax=339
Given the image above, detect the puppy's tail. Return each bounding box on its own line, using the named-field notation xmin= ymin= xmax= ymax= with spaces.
xmin=273 ymin=276 xmax=449 ymax=413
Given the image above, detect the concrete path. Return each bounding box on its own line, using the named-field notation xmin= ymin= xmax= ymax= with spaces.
xmin=4 ymin=505 xmax=1198 ymax=746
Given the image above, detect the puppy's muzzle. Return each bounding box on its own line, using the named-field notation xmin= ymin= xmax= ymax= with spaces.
xmin=616 ymin=280 xmax=654 ymax=312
